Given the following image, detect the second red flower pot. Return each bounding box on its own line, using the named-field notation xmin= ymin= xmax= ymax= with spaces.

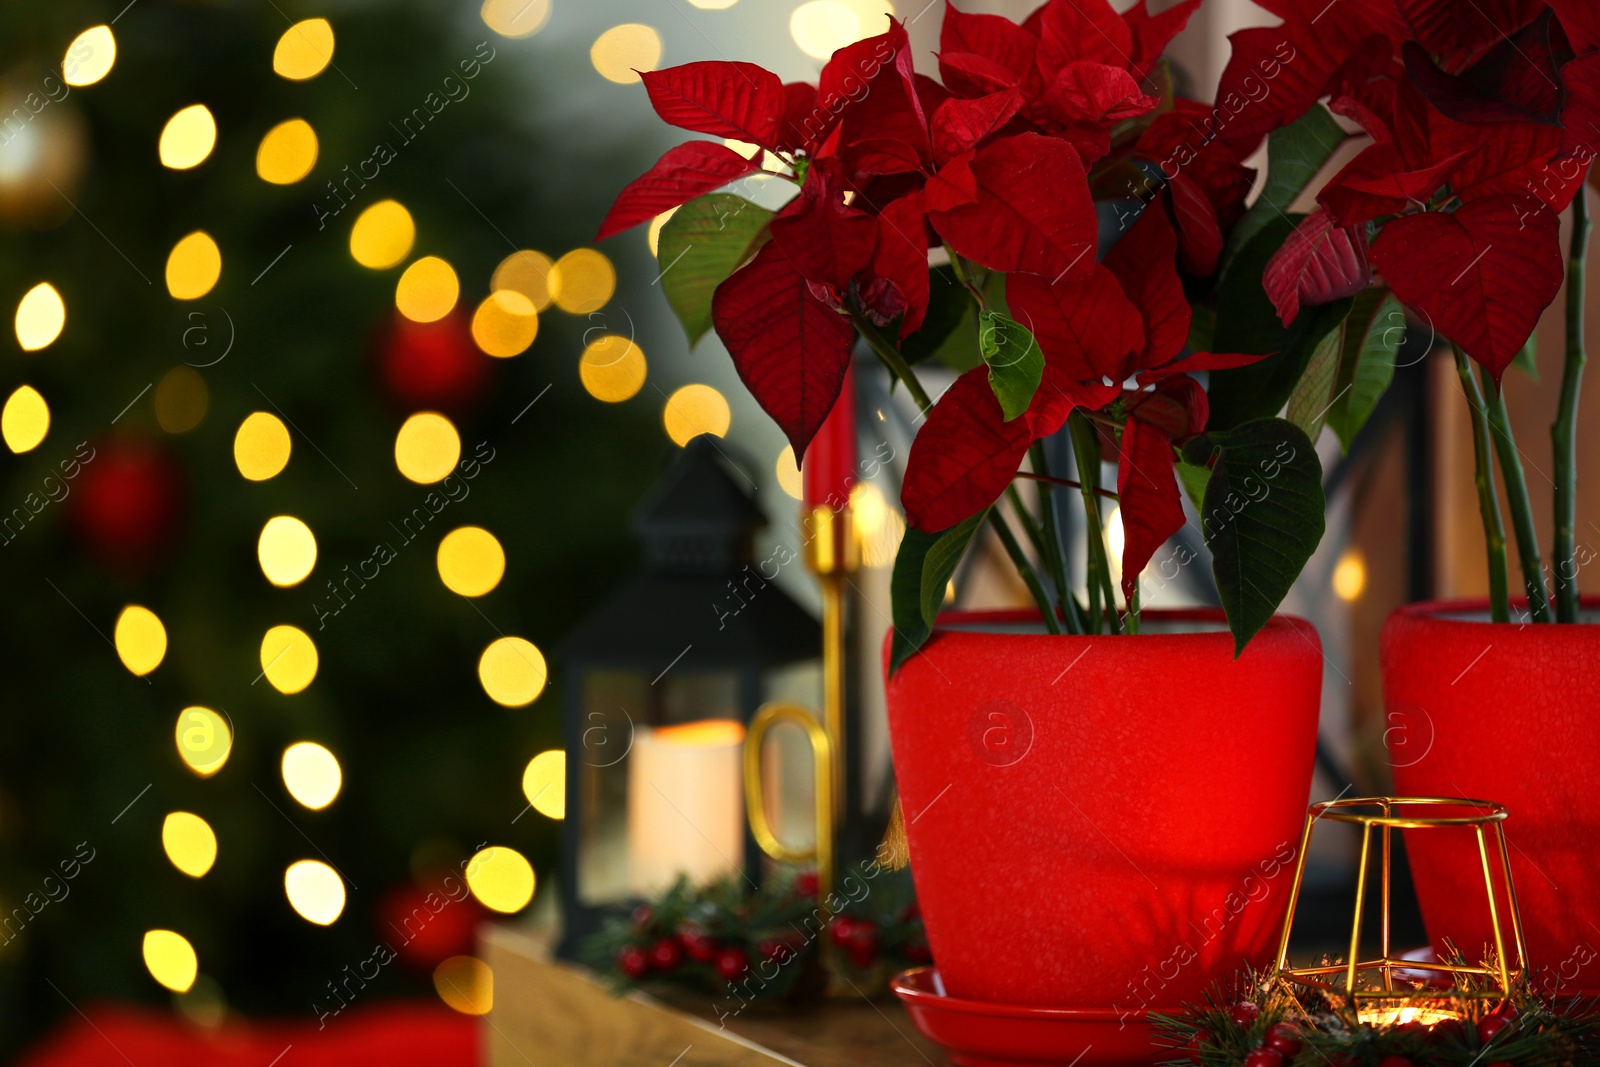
xmin=884 ymin=609 xmax=1322 ymax=1010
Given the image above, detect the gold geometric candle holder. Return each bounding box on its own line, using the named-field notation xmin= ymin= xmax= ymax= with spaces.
xmin=1272 ymin=796 xmax=1527 ymax=1024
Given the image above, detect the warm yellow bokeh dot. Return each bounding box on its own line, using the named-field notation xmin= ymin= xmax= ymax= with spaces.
xmin=143 ymin=930 xmax=198 ymax=993
xmin=591 ymin=24 xmax=663 ymax=84
xmin=434 ymin=956 xmax=494 ymax=1015
xmin=1333 ymin=548 xmax=1368 ymax=601
xmin=162 ymin=812 xmax=218 ymax=878
xmin=478 ymin=637 xmax=547 ymax=707
xmin=234 ymin=412 xmax=291 ymax=481
xmin=579 ymin=335 xmax=646 ymax=403
xmin=690 ymin=0 xmax=741 ymax=8
xmin=792 ymin=0 xmax=891 ymax=59
xmin=274 ymin=18 xmax=335 ymax=81
xmin=114 ymin=605 xmax=167 ymax=676
xmin=154 ymin=365 xmax=208 ymax=434
xmin=470 ymin=290 xmax=538 ymax=358
xmin=481 ymin=0 xmax=552 ymax=38
xmin=258 ymin=516 xmax=317 ymax=587
xmin=63 ymin=25 xmax=117 ymax=87
xmin=175 ymin=706 xmax=232 ymax=777
xmin=521 ymin=750 xmax=565 ymax=819
xmin=851 ymin=480 xmax=904 ymax=568
xmin=281 ymin=742 xmax=342 ymax=810
xmin=159 ymin=104 xmax=217 ymax=170
xmin=663 ymin=384 xmax=731 ymax=446
xmin=776 ymin=445 xmax=803 ymax=500
xmin=260 ymin=625 xmax=319 ymax=695
xmin=15 ymin=283 xmax=65 ymax=351
xmin=396 ymin=256 xmax=459 ymax=323
xmin=394 ymin=412 xmax=461 ymax=484
xmin=256 ymin=118 xmax=319 ymax=185
xmin=646 ymin=207 xmax=679 ymax=256
xmin=465 ymin=846 xmax=535 ymax=913
xmin=166 ymin=231 xmax=222 ymax=300
xmin=284 ymin=860 xmax=345 ymax=925
xmin=436 ymin=526 xmax=506 ymax=597
xmin=491 ymin=250 xmax=560 ymax=311
xmin=349 ymin=200 xmax=415 ymax=270
xmin=551 ymin=249 xmax=614 ymax=314
xmin=2 ymin=385 xmax=49 ymax=453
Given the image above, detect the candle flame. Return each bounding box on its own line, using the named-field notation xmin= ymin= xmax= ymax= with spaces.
xmin=654 ymin=719 xmax=746 ymax=747
xmin=1358 ymin=1005 xmax=1460 ymax=1027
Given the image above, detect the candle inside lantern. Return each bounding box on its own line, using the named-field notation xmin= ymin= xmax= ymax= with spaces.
xmin=1357 ymin=1006 xmax=1462 ymax=1028
xmin=626 ymin=719 xmax=746 ymax=895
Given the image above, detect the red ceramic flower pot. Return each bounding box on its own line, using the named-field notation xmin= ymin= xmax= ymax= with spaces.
xmin=1382 ymin=599 xmax=1600 ymax=997
xmin=884 ymin=609 xmax=1322 ymax=1010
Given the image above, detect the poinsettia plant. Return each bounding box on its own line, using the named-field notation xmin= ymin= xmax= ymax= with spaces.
xmin=599 ymin=1 xmax=1339 ymax=658
xmin=1215 ymin=0 xmax=1596 ymax=625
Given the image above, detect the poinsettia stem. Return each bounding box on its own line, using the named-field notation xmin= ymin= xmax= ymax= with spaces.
xmin=944 ymin=248 xmax=988 ymax=307
xmin=989 ymin=508 xmax=1063 ymax=635
xmin=1030 ymin=443 xmax=1086 ymax=635
xmin=1481 ymin=368 xmax=1552 ymax=623
xmin=1069 ymin=412 xmax=1122 ymax=635
xmin=1005 ymin=485 xmax=1050 ymax=564
xmin=1124 ymin=581 xmax=1141 ymax=636
xmin=1013 ymin=470 xmax=1120 ymax=500
xmin=1554 ymin=179 xmax=1591 ymax=623
xmin=1454 ymin=345 xmax=1511 ymax=623
xmin=847 ymin=309 xmax=934 ymax=412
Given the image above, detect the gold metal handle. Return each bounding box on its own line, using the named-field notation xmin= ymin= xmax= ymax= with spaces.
xmin=743 ymin=701 xmax=834 ymax=894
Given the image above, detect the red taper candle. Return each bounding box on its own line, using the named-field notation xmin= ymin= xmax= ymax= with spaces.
xmin=803 ymin=362 xmax=857 ymax=513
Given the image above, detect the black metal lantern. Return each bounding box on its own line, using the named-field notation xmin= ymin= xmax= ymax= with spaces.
xmin=555 ymin=437 xmax=820 ymax=954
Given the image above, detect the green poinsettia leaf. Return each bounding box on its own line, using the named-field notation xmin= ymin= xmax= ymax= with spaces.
xmin=1225 ymin=103 xmax=1345 ymax=269
xmin=1326 ymin=289 xmax=1404 ymax=452
xmin=889 ymin=509 xmax=987 ymax=675
xmin=902 ymin=264 xmax=969 ymax=363
xmin=1285 ymin=317 xmax=1346 ymax=443
xmin=1511 ymin=331 xmax=1538 ymax=382
xmin=657 ymin=193 xmax=773 ymax=346
xmin=1199 ymin=418 xmax=1325 ymax=656
xmin=978 ymin=309 xmax=1043 ymax=422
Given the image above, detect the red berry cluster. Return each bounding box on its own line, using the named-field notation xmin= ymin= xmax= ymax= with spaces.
xmin=828 ymin=915 xmax=881 ymax=970
xmin=1189 ymin=1002 xmax=1521 ymax=1067
xmin=613 ymin=904 xmax=769 ymax=985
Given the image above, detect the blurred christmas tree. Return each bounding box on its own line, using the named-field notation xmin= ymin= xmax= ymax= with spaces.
xmin=0 ymin=1 xmax=663 ymax=1054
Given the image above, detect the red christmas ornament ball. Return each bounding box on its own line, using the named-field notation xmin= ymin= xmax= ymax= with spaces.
xmin=680 ymin=929 xmax=718 ymax=963
xmin=378 ymin=310 xmax=490 ymax=413
xmin=617 ymin=945 xmax=651 ymax=979
xmin=1264 ymin=1023 xmax=1301 ymax=1056
xmin=67 ymin=436 xmax=185 ymax=574
xmin=1477 ymin=1008 xmax=1516 ymax=1044
xmin=650 ymin=937 xmax=684 ymax=971
xmin=714 ymin=947 xmax=749 ymax=982
xmin=1243 ymin=1047 xmax=1283 ymax=1067
xmin=1230 ymin=1002 xmax=1261 ymax=1028
xmin=374 ymin=882 xmax=487 ymax=970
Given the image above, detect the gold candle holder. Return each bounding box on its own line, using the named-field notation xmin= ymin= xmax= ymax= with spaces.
xmin=1273 ymin=796 xmax=1527 ymax=1021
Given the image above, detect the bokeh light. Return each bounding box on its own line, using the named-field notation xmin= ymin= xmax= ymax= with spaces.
xmin=481 ymin=0 xmax=551 ymax=38
xmin=162 ymin=812 xmax=217 ymax=878
xmin=234 ymin=412 xmax=291 ymax=481
xmin=434 ymin=956 xmax=493 ymax=1015
xmin=284 ymin=860 xmax=345 ymax=925
xmin=15 ymin=282 xmax=65 ymax=351
xmin=166 ymin=231 xmax=222 ymax=300
xmin=158 ymin=104 xmax=217 ymax=170
xmin=663 ymin=383 xmax=731 ymax=446
xmin=690 ymin=0 xmax=741 ymax=8
xmin=154 ymin=365 xmax=208 ymax=433
xmin=281 ymin=742 xmax=342 ymax=810
xmin=775 ymin=445 xmax=803 ymax=500
xmin=791 ymin=1 xmax=859 ymax=59
xmin=465 ymin=846 xmax=535 ymax=913
xmin=591 ymin=24 xmax=663 ymax=84
xmin=491 ymin=250 xmax=560 ymax=311
xmin=2 ymin=385 xmax=49 ymax=453
xmin=255 ymin=118 xmax=318 ymax=184
xmin=142 ymin=930 xmax=198 ymax=993
xmin=470 ymin=290 xmax=538 ymax=357
xmin=646 ymin=207 xmax=678 ymax=256
xmin=521 ymin=750 xmax=565 ymax=819
xmin=114 ymin=604 xmax=167 ymax=676
xmin=1334 ymin=548 xmax=1368 ymax=601
xmin=551 ymin=249 xmax=614 ymax=314
xmin=578 ymin=335 xmax=646 ymax=402
xmin=436 ymin=526 xmax=505 ymax=597
xmin=349 ymin=200 xmax=415 ymax=269
xmin=394 ymin=412 xmax=461 ymax=484
xmin=63 ymin=25 xmax=116 ymax=87
xmin=258 ymin=516 xmax=317 ymax=587
xmin=260 ymin=625 xmax=319 ymax=694
xmin=274 ymin=19 xmax=335 ymax=81
xmin=395 ymin=256 xmax=459 ymax=323
xmin=477 ymin=637 xmax=547 ymax=707
xmin=851 ymin=481 xmax=904 ymax=568
xmin=175 ymin=706 xmax=232 ymax=777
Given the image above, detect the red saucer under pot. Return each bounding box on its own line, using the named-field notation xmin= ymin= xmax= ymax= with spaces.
xmin=883 ymin=609 xmax=1322 ymax=1013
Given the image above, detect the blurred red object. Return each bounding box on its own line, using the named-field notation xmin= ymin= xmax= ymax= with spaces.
xmin=19 ymin=1001 xmax=476 ymax=1067
xmin=66 ymin=435 xmax=186 ymax=576
xmin=376 ymin=881 xmax=487 ymax=971
xmin=378 ymin=311 xmax=490 ymax=413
